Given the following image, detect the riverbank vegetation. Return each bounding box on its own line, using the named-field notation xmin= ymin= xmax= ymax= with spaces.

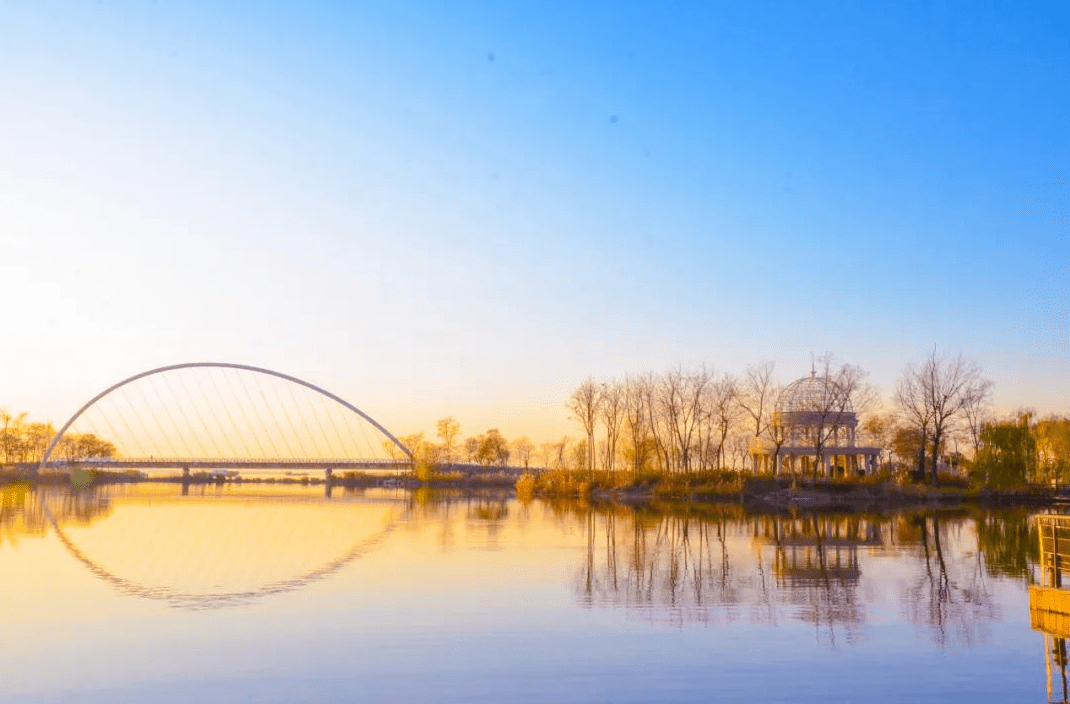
xmin=513 ymin=467 xmax=992 ymax=504
xmin=508 ymin=350 xmax=1070 ymax=504
xmin=4 ymin=347 xmax=1070 ymax=505
xmin=0 ymin=410 xmax=116 ymax=464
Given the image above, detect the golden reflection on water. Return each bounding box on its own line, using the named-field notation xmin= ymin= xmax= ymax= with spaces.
xmin=0 ymin=484 xmax=1033 ymax=640
xmin=6 ymin=484 xmax=403 ymax=608
xmin=56 ymin=497 xmax=400 ymax=606
xmin=0 ymin=483 xmax=1060 ymax=702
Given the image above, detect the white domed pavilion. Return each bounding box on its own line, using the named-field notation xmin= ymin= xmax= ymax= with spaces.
xmin=752 ymin=372 xmax=881 ymax=477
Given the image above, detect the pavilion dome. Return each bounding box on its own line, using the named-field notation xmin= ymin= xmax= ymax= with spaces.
xmin=775 ymin=373 xmax=854 ymax=416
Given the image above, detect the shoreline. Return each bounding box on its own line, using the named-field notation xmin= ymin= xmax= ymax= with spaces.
xmin=3 ymin=469 xmax=1067 ymax=511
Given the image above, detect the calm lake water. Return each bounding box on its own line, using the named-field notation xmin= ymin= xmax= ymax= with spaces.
xmin=0 ymin=482 xmax=1059 ymax=703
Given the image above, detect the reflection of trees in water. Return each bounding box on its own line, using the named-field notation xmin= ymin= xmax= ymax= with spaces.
xmin=975 ymin=508 xmax=1038 ymax=581
xmin=900 ymin=513 xmax=1001 ymax=648
xmin=762 ymin=514 xmax=882 ymax=646
xmin=577 ymin=506 xmax=764 ymax=629
xmin=573 ymin=505 xmax=891 ymax=642
xmin=572 ymin=506 xmax=1015 ymax=650
xmin=0 ymin=484 xmax=114 ymax=546
xmin=405 ymin=488 xmax=512 ymax=549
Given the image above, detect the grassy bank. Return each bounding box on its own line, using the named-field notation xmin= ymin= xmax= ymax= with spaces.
xmin=3 ymin=464 xmax=1063 ymax=508
xmin=515 ymin=468 xmax=1063 ymax=509
xmin=516 ymin=468 xmax=748 ymax=501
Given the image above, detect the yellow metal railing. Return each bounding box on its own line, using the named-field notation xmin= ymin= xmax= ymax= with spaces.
xmin=1038 ymin=516 xmax=1070 ymax=588
xmin=1034 ymin=516 xmax=1070 ymax=702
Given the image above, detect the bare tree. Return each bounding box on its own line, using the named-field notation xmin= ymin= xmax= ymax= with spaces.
xmin=436 ymin=417 xmax=461 ymax=463
xmin=787 ymin=356 xmax=868 ymax=483
xmin=541 ymin=437 xmax=573 ymax=470
xmin=568 ymin=379 xmax=600 ymax=477
xmin=600 ymin=380 xmax=625 ymax=472
xmin=859 ymin=413 xmax=895 ymax=472
xmin=961 ymin=389 xmax=991 ymax=461
xmin=727 ymin=431 xmax=751 ymax=470
xmin=738 ymin=362 xmax=776 ymax=473
xmin=477 ymin=429 xmax=510 ymax=467
xmin=676 ymin=368 xmax=712 ymax=472
xmin=623 ymin=375 xmax=651 ymax=476
xmin=0 ymin=410 xmax=27 ymax=464
xmin=707 ymin=373 xmax=740 ymax=470
xmin=657 ymin=369 xmax=687 ymax=472
xmin=643 ymin=373 xmax=672 ymax=472
xmin=512 ymin=436 xmax=534 ymax=469
xmin=21 ymin=422 xmax=56 ymax=462
xmin=555 ymin=436 xmax=573 ymax=469
xmin=897 ymin=351 xmax=991 ymax=486
xmin=539 ymin=442 xmax=558 ymax=470
xmin=464 ymin=436 xmax=480 ymax=463
xmin=759 ymin=382 xmax=787 ymax=475
xmin=896 ymin=367 xmax=932 ymax=479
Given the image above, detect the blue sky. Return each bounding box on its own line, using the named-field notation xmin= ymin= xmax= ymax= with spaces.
xmin=1 ymin=1 xmax=1067 ymax=442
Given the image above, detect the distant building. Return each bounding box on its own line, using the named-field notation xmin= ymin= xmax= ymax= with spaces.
xmin=751 ymin=372 xmax=881 ymax=476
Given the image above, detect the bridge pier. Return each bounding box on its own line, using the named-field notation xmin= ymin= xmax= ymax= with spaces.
xmin=324 ymin=468 xmax=333 ymax=499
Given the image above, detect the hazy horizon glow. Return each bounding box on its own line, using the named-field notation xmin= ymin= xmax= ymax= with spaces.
xmin=1 ymin=1 xmax=1067 ymax=444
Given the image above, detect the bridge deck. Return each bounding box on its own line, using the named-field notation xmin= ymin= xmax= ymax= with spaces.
xmin=42 ymin=458 xmax=413 ymax=470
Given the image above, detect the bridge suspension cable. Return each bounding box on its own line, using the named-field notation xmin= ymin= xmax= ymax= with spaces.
xmin=41 ymin=362 xmax=412 ymax=469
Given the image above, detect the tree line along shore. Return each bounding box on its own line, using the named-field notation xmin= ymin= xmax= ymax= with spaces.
xmin=4 ymin=350 xmax=1069 ymax=505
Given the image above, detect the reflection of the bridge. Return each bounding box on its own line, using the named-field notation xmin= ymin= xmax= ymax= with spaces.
xmin=0 ymin=484 xmax=527 ymax=611
xmin=1 ymin=485 xmax=1020 ymax=643
xmin=1031 ymin=515 xmax=1070 ymax=703
xmin=21 ymin=484 xmax=410 ymax=609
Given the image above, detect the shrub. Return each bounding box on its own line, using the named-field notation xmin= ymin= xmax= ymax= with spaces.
xmin=515 ymin=473 xmax=536 ymax=501
xmin=414 ymin=460 xmax=439 ymax=482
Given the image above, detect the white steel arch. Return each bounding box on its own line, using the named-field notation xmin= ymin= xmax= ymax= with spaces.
xmin=40 ymin=362 xmax=412 ymax=466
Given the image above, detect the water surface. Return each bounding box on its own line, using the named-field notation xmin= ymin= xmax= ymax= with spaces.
xmin=0 ymin=483 xmax=1055 ymax=702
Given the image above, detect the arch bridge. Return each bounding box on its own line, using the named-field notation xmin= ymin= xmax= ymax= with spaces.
xmin=40 ymin=363 xmax=413 ymax=474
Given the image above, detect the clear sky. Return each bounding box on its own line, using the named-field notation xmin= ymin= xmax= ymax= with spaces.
xmin=1 ymin=1 xmax=1067 ymax=444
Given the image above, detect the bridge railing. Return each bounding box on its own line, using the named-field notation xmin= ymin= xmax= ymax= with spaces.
xmin=40 ymin=457 xmax=415 ymax=471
